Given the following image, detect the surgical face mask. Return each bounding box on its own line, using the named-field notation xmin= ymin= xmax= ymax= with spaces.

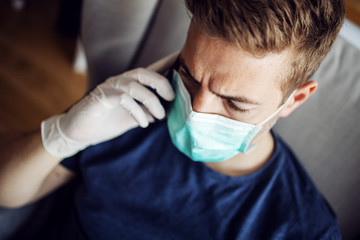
xmin=167 ymin=71 xmax=292 ymax=162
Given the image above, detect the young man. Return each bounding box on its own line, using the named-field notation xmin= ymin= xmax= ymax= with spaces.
xmin=0 ymin=0 xmax=345 ymax=239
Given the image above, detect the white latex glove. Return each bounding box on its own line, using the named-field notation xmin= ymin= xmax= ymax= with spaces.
xmin=41 ymin=53 xmax=178 ymax=158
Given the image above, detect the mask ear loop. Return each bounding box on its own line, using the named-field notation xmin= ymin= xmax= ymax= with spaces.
xmin=257 ymin=90 xmax=296 ymax=126
xmin=250 ymin=90 xmax=297 ymax=144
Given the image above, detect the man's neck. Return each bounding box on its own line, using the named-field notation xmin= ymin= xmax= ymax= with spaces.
xmin=204 ymin=131 xmax=275 ymax=177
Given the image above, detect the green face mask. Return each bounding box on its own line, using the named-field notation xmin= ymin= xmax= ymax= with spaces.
xmin=167 ymin=71 xmax=291 ymax=162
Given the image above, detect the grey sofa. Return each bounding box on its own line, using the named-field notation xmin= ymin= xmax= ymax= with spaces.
xmin=274 ymin=20 xmax=360 ymax=240
xmin=0 ymin=1 xmax=359 ymax=239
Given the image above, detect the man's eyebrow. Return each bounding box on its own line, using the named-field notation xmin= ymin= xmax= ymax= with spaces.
xmin=178 ymin=56 xmax=260 ymax=105
xmin=213 ymin=92 xmax=261 ymax=105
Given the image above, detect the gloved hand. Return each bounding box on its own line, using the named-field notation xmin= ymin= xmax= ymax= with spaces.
xmin=41 ymin=56 xmax=177 ymax=158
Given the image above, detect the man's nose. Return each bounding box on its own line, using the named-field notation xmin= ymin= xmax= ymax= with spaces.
xmin=191 ymin=88 xmax=219 ymax=114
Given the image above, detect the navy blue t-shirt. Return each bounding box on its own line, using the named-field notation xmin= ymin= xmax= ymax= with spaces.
xmin=55 ymin=120 xmax=340 ymax=240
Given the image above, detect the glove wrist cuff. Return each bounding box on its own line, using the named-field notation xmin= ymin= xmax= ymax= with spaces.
xmin=41 ymin=114 xmax=88 ymax=158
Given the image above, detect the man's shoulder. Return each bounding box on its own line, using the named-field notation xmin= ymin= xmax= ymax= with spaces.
xmin=270 ymin=130 xmax=310 ymax=181
xmin=267 ymin=131 xmax=340 ymax=238
xmin=270 ymin=131 xmax=328 ymax=207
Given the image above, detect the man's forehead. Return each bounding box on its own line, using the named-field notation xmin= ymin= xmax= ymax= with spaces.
xmin=178 ymin=56 xmax=262 ymax=105
xmin=182 ymin=27 xmax=290 ymax=99
xmin=180 ymin=50 xmax=286 ymax=101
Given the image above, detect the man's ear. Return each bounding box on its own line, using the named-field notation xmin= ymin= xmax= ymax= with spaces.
xmin=279 ymin=81 xmax=318 ymax=118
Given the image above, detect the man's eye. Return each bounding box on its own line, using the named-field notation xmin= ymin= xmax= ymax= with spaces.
xmin=227 ymin=100 xmax=250 ymax=113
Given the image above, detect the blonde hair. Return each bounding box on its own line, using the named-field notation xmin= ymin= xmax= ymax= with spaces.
xmin=185 ymin=0 xmax=345 ymax=98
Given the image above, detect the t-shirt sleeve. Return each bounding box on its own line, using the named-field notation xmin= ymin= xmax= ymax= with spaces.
xmin=60 ymin=152 xmax=81 ymax=174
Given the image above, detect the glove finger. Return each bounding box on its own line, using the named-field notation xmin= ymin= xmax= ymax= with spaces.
xmin=140 ymin=105 xmax=156 ymax=123
xmin=127 ymin=81 xmax=165 ymax=119
xmin=124 ymin=68 xmax=175 ymax=101
xmin=119 ymin=94 xmax=149 ymax=128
